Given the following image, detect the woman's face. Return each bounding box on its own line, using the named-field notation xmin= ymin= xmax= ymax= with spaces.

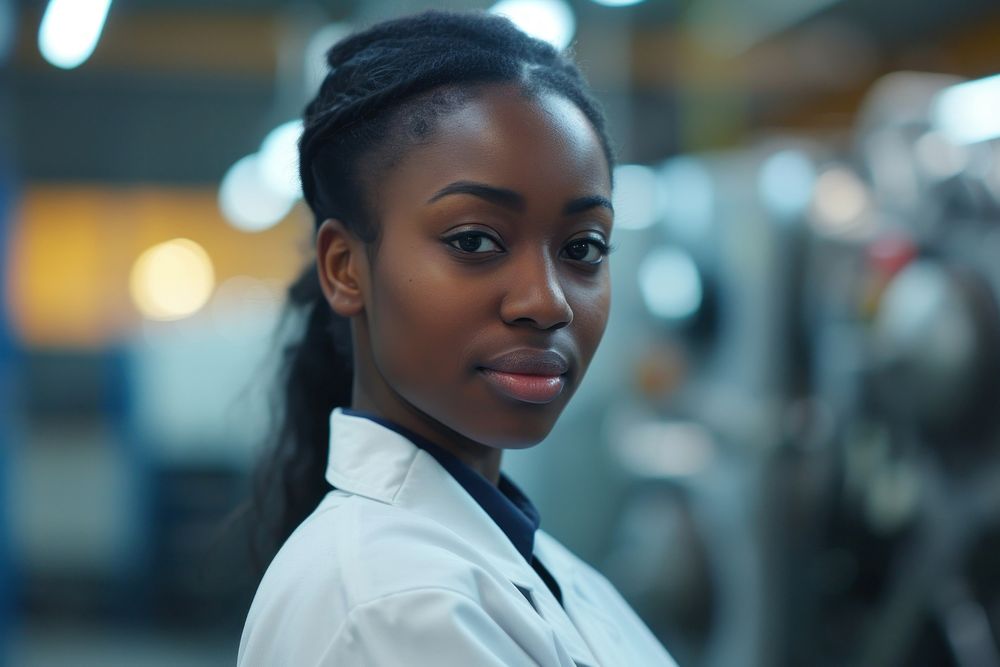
xmin=329 ymin=84 xmax=612 ymax=456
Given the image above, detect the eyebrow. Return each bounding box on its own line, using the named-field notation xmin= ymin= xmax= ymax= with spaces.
xmin=426 ymin=180 xmax=614 ymax=216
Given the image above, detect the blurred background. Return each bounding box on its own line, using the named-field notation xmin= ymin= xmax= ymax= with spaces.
xmin=2 ymin=0 xmax=1000 ymax=665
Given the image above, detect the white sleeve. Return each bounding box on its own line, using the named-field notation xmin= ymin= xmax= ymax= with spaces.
xmin=319 ymin=587 xmax=541 ymax=667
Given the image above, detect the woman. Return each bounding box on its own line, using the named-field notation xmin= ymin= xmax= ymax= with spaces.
xmin=239 ymin=10 xmax=677 ymax=666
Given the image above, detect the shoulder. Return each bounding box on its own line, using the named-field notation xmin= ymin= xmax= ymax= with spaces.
xmin=240 ymin=583 xmax=541 ymax=666
xmin=239 ymin=491 xmax=558 ymax=666
xmin=254 ymin=489 xmax=512 ymax=605
xmin=239 ymin=491 xmax=528 ymax=664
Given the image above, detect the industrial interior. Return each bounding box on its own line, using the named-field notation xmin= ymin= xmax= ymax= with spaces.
xmin=2 ymin=0 xmax=1000 ymax=665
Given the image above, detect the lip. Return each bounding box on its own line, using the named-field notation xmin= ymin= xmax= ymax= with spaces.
xmin=478 ymin=349 xmax=570 ymax=405
xmin=479 ymin=349 xmax=570 ymax=376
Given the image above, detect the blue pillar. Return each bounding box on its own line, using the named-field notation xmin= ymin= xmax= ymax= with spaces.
xmin=0 ymin=146 xmax=16 ymax=667
xmin=1 ymin=4 xmax=20 ymax=662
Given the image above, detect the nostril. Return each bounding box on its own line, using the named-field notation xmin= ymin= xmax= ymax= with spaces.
xmin=509 ymin=314 xmax=571 ymax=331
xmin=499 ymin=260 xmax=574 ymax=329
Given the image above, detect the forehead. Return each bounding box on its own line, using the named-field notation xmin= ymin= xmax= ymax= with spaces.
xmin=375 ymin=84 xmax=611 ymax=211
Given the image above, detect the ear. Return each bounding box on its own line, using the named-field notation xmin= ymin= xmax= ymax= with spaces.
xmin=316 ymin=218 xmax=368 ymax=318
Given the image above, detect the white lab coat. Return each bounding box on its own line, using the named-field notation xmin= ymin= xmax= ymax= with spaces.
xmin=239 ymin=408 xmax=678 ymax=666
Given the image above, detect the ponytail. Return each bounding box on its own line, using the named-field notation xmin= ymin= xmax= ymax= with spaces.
xmin=250 ymin=264 xmax=352 ymax=568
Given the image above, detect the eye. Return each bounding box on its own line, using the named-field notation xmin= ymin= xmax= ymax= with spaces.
xmin=562 ymin=238 xmax=609 ymax=264
xmin=445 ymin=231 xmax=504 ymax=254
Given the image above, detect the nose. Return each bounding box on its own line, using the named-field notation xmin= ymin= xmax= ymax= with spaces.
xmin=499 ymin=252 xmax=573 ymax=330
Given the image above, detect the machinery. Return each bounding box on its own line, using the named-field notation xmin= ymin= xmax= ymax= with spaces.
xmin=603 ymin=71 xmax=1000 ymax=667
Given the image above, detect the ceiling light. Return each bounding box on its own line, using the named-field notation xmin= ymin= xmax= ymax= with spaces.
xmin=932 ymin=73 xmax=1000 ymax=145
xmin=489 ymin=0 xmax=576 ymax=51
xmin=38 ymin=0 xmax=112 ymax=69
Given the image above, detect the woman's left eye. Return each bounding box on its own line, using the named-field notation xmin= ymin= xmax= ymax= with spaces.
xmin=562 ymin=238 xmax=609 ymax=264
xmin=446 ymin=232 xmax=503 ymax=254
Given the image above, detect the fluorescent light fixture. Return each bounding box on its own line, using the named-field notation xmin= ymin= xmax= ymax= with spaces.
xmin=613 ymin=164 xmax=660 ymax=230
xmin=592 ymin=0 xmax=646 ymax=6
xmin=219 ymin=154 xmax=296 ymax=233
xmin=932 ymin=73 xmax=1000 ymax=145
xmin=259 ymin=120 xmax=303 ymax=199
xmin=758 ymin=149 xmax=816 ymax=218
xmin=489 ymin=0 xmax=576 ymax=51
xmin=38 ymin=0 xmax=112 ymax=70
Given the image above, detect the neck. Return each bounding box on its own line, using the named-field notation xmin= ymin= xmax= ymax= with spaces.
xmin=350 ymin=379 xmax=504 ymax=485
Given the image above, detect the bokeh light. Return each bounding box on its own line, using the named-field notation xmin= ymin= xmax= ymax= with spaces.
xmin=810 ymin=165 xmax=872 ymax=237
xmin=659 ymin=157 xmax=714 ymax=242
xmin=304 ymin=23 xmax=353 ymax=94
xmin=932 ymin=73 xmax=1000 ymax=145
xmin=638 ymin=246 xmax=703 ymax=321
xmin=259 ymin=120 xmax=303 ymax=200
xmin=758 ymin=149 xmax=817 ymax=218
xmin=489 ymin=0 xmax=576 ymax=50
xmin=613 ymin=164 xmax=660 ymax=231
xmin=218 ymin=154 xmax=296 ymax=233
xmin=38 ymin=0 xmax=112 ymax=70
xmin=129 ymin=238 xmax=216 ymax=321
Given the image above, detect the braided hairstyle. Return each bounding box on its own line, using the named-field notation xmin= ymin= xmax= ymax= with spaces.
xmin=252 ymin=9 xmax=615 ymax=567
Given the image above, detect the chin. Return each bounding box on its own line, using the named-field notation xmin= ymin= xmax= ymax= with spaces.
xmin=460 ymin=409 xmax=564 ymax=450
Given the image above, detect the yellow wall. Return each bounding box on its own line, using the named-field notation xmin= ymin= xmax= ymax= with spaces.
xmin=5 ymin=185 xmax=309 ymax=348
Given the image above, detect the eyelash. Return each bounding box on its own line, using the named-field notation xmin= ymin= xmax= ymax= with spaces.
xmin=443 ymin=231 xmax=614 ymax=265
xmin=445 ymin=231 xmax=504 ymax=255
xmin=563 ymin=237 xmax=612 ymax=264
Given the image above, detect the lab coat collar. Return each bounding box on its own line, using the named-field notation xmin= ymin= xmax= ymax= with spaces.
xmin=338 ymin=407 xmax=541 ymax=563
xmin=323 ymin=408 xmax=600 ymax=667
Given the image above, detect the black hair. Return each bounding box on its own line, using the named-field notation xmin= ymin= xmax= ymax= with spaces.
xmin=250 ymin=9 xmax=615 ymax=568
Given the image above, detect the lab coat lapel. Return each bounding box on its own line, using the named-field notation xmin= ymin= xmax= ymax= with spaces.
xmin=524 ymin=577 xmax=602 ymax=667
xmin=397 ymin=453 xmax=599 ymax=666
xmin=325 ymin=409 xmax=600 ymax=667
xmin=535 ymin=532 xmax=629 ymax=667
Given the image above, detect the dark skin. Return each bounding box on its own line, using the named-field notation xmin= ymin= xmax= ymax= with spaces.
xmin=316 ymin=83 xmax=613 ymax=485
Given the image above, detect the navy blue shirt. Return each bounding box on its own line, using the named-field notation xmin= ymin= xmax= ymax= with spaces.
xmin=341 ymin=409 xmax=563 ymax=605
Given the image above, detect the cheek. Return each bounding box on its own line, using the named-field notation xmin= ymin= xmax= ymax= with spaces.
xmin=368 ymin=254 xmax=481 ymax=373
xmin=569 ymin=278 xmax=611 ymax=358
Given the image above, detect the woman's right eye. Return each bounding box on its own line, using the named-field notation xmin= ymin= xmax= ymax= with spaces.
xmin=445 ymin=231 xmax=503 ymax=254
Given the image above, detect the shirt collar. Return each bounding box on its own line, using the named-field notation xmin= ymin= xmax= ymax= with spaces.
xmin=340 ymin=408 xmax=540 ymax=562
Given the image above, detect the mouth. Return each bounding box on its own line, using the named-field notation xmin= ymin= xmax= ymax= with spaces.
xmin=477 ymin=349 xmax=570 ymax=405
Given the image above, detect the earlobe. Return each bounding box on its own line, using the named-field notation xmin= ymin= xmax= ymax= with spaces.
xmin=316 ymin=218 xmax=366 ymax=318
